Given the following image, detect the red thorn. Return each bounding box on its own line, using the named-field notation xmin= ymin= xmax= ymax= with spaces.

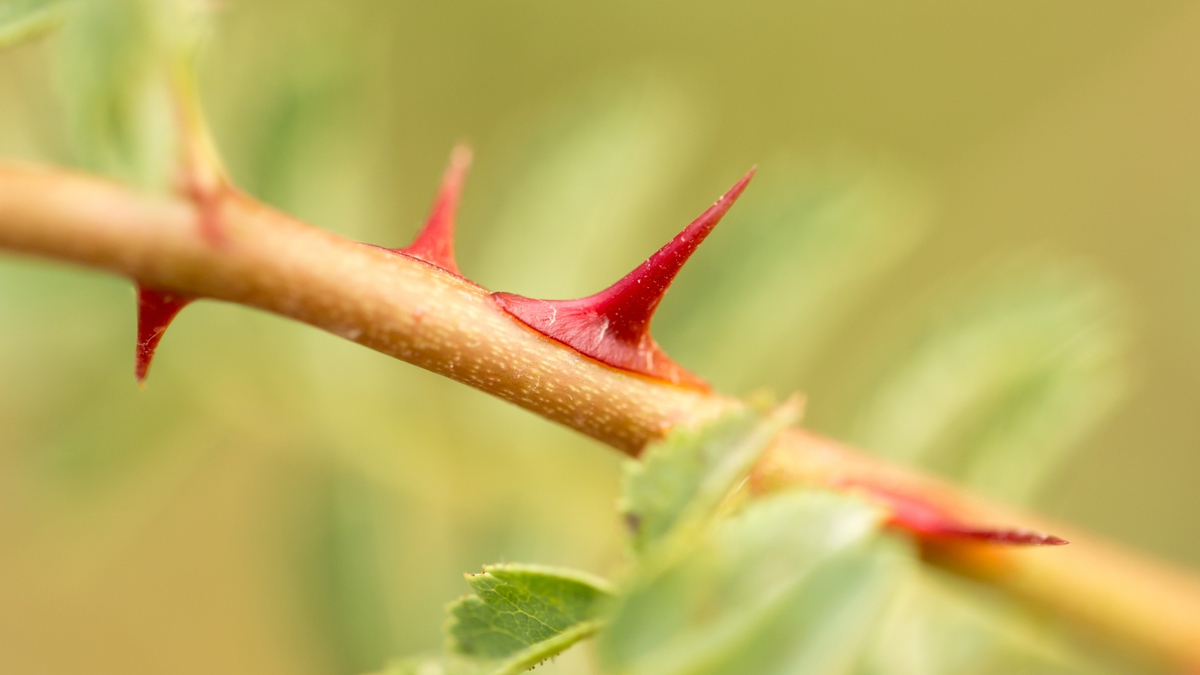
xmin=136 ymin=285 xmax=194 ymax=384
xmin=493 ymin=168 xmax=756 ymax=388
xmin=853 ymin=483 xmax=1069 ymax=547
xmin=391 ymin=144 xmax=472 ymax=275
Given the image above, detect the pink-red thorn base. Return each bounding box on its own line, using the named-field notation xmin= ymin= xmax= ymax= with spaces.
xmin=860 ymin=484 xmax=1068 ymax=547
xmin=136 ymin=286 xmax=194 ymax=383
xmin=387 ymin=144 xmax=472 ymax=276
xmin=493 ymin=168 xmax=756 ymax=388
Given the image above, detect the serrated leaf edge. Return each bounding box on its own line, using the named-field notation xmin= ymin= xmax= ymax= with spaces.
xmin=485 ymin=619 xmax=605 ymax=675
xmin=479 ymin=563 xmax=616 ymax=594
xmin=444 ymin=563 xmax=614 ymax=674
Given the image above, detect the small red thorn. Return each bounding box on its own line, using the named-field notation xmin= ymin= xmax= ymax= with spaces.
xmin=389 ymin=144 xmax=472 ymax=275
xmin=853 ymin=483 xmax=1069 ymax=547
xmin=493 ymin=168 xmax=756 ymax=388
xmin=135 ymin=285 xmax=194 ymax=384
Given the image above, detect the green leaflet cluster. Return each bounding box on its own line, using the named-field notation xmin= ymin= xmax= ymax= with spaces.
xmin=376 ymin=401 xmax=904 ymax=675
xmin=620 ymin=399 xmax=801 ymax=552
xmin=599 ymin=493 xmax=901 ymax=675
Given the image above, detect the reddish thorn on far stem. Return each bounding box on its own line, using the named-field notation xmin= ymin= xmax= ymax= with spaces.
xmin=856 ymin=483 xmax=1068 ymax=547
xmin=388 ymin=144 xmax=472 ymax=276
xmin=493 ymin=168 xmax=756 ymax=389
xmin=136 ymin=285 xmax=194 ymax=384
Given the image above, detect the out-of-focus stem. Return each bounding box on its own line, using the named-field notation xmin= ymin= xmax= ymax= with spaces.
xmin=0 ymin=162 xmax=1198 ymax=669
xmin=755 ymin=429 xmax=1200 ymax=669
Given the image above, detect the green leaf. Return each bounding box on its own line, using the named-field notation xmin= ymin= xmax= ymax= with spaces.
xmin=0 ymin=0 xmax=66 ymax=49
xmin=621 ymin=399 xmax=801 ymax=552
xmin=599 ymin=491 xmax=897 ymax=675
xmin=847 ymin=262 xmax=1128 ymax=503
xmin=446 ymin=563 xmax=614 ymax=675
xmin=701 ymin=538 xmax=908 ymax=675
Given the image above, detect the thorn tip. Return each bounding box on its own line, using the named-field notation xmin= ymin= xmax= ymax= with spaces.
xmin=135 ymin=286 xmax=193 ymax=383
xmin=396 ymin=143 xmax=473 ymax=275
xmin=852 ymin=482 xmax=1069 ymax=547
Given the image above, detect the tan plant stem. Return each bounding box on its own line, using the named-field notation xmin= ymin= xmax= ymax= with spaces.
xmin=0 ymin=163 xmax=732 ymax=451
xmin=1 ymin=162 xmax=1198 ymax=669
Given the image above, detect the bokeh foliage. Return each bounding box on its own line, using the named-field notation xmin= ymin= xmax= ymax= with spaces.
xmin=1 ymin=1 xmax=1197 ymax=674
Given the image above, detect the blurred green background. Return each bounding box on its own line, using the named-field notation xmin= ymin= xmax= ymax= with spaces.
xmin=0 ymin=1 xmax=1198 ymax=673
